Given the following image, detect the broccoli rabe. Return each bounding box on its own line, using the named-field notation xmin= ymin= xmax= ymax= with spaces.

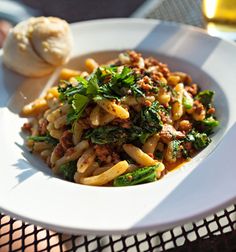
xmin=60 ymin=161 xmax=77 ymax=181
xmin=28 ymin=135 xmax=59 ymax=146
xmin=85 ymin=126 xmax=127 ymax=145
xmin=195 ymin=90 xmax=214 ymax=109
xmin=186 ymin=130 xmax=211 ymax=150
xmin=113 ymin=164 xmax=161 ymax=186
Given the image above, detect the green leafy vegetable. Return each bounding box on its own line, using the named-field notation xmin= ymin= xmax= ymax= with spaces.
xmin=155 ymin=151 xmax=163 ymax=160
xmin=86 ymin=72 xmax=99 ymax=96
xmin=127 ymin=126 xmax=152 ymax=144
xmin=58 ymin=81 xmax=87 ymax=102
xmin=85 ymin=126 xmax=127 ymax=145
xmin=113 ymin=164 xmax=161 ymax=186
xmin=93 ymin=66 xmax=144 ymax=100
xmin=67 ymin=93 xmax=89 ymax=123
xmin=171 ymin=140 xmax=181 ymax=158
xmin=195 ymin=90 xmax=214 ymax=109
xmin=28 ymin=135 xmax=59 ymax=146
xmin=202 ymin=116 xmax=219 ymax=127
xmin=193 ymin=116 xmax=219 ymax=134
xmin=194 ymin=132 xmax=211 ymax=150
xmin=60 ymin=161 xmax=77 ymax=181
xmin=58 ymin=66 xmax=143 ymax=123
xmin=183 ymin=91 xmax=193 ymax=109
xmin=186 ymin=130 xmax=211 ymax=150
xmin=85 ymin=102 xmax=163 ymax=146
xmin=139 ymin=101 xmax=163 ymax=133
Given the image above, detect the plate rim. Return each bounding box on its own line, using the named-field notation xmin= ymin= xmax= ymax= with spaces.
xmin=1 ymin=18 xmax=236 ymax=235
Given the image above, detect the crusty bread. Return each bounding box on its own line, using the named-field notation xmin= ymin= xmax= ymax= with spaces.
xmin=3 ymin=17 xmax=73 ymax=77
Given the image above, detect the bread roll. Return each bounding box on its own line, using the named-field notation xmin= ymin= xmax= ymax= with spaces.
xmin=3 ymin=17 xmax=73 ymax=77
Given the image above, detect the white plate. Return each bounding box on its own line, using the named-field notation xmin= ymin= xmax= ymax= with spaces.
xmin=1 ymin=18 xmax=236 ymax=235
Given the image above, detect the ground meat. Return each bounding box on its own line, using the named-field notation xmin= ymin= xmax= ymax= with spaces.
xmin=148 ymin=153 xmax=154 ymax=158
xmin=129 ymin=50 xmax=142 ymax=64
xmin=22 ymin=122 xmax=32 ymax=133
xmin=38 ymin=119 xmax=48 ymax=135
xmin=178 ymin=120 xmax=192 ymax=132
xmin=65 ymin=147 xmax=77 ymax=157
xmin=144 ymin=57 xmax=160 ymax=68
xmin=77 ymin=117 xmax=91 ymax=129
xmin=94 ymin=145 xmax=110 ymax=162
xmin=150 ymin=72 xmax=163 ymax=83
xmin=159 ymin=124 xmax=185 ymax=143
xmin=60 ymin=131 xmax=73 ymax=150
xmin=193 ymin=100 xmax=204 ymax=114
xmin=143 ymin=100 xmax=152 ymax=107
xmin=173 ymin=72 xmax=192 ymax=85
xmin=84 ymin=105 xmax=94 ymax=116
xmin=54 ymin=143 xmax=64 ymax=158
xmin=160 ymin=67 xmax=170 ymax=78
xmin=110 ymin=152 xmax=120 ymax=164
xmin=183 ymin=142 xmax=192 ymax=151
xmin=112 ymin=118 xmax=131 ymax=128
xmin=159 ymin=111 xmax=172 ymax=124
xmin=94 ymin=145 xmax=120 ymax=164
xmin=137 ymin=76 xmax=152 ymax=91
xmin=185 ymin=84 xmax=198 ymax=96
xmin=207 ymin=107 xmax=216 ymax=114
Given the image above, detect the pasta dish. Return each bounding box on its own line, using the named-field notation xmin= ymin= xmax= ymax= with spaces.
xmin=21 ymin=51 xmax=219 ymax=186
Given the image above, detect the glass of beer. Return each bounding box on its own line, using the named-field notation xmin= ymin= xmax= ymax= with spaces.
xmin=202 ymin=0 xmax=236 ymax=40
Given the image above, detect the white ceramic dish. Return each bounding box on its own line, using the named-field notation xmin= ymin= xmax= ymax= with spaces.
xmin=0 ymin=18 xmax=236 ymax=235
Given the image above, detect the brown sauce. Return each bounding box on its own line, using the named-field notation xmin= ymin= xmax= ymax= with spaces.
xmin=164 ymin=158 xmax=191 ymax=172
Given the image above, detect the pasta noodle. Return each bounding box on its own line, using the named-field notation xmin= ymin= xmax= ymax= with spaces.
xmin=142 ymin=134 xmax=160 ymax=154
xmin=79 ymin=161 xmax=129 ymax=186
xmin=90 ymin=106 xmax=101 ymax=126
xmin=21 ymin=50 xmax=219 ymax=187
xmin=96 ymin=99 xmax=130 ymax=119
xmin=77 ymin=147 xmax=96 ymax=173
xmin=53 ymin=140 xmax=89 ymax=173
xmin=123 ymin=144 xmax=158 ymax=166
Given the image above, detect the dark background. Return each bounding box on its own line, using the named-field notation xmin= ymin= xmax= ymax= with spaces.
xmin=21 ymin=0 xmax=145 ymax=23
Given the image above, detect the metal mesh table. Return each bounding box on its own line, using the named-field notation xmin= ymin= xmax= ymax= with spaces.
xmin=1 ymin=0 xmax=236 ymax=251
xmin=1 ymin=205 xmax=236 ymax=251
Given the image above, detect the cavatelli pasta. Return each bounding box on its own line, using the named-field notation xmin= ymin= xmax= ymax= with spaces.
xmin=21 ymin=50 xmax=219 ymax=186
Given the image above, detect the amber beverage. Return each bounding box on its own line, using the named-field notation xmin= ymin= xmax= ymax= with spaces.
xmin=202 ymin=0 xmax=236 ymax=40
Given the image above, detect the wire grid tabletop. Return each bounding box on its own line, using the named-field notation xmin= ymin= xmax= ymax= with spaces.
xmin=1 ymin=205 xmax=236 ymax=251
xmin=145 ymin=0 xmax=204 ymax=28
xmin=1 ymin=0 xmax=236 ymax=251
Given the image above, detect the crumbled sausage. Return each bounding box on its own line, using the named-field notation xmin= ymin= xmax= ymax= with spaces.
xmin=160 ymin=124 xmax=185 ymax=143
xmin=207 ymin=107 xmax=216 ymax=114
xmin=38 ymin=119 xmax=48 ymax=135
xmin=54 ymin=143 xmax=64 ymax=158
xmin=179 ymin=120 xmax=192 ymax=132
xmin=193 ymin=100 xmax=204 ymax=115
xmin=143 ymin=100 xmax=152 ymax=107
xmin=94 ymin=145 xmax=120 ymax=164
xmin=22 ymin=122 xmax=32 ymax=133
xmin=60 ymin=131 xmax=73 ymax=150
xmin=159 ymin=111 xmax=172 ymax=124
xmin=183 ymin=142 xmax=192 ymax=151
xmin=185 ymin=84 xmax=198 ymax=96
xmin=94 ymin=145 xmax=110 ymax=162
